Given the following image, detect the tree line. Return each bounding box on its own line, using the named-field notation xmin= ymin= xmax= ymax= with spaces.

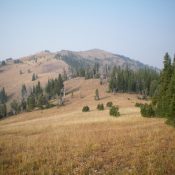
xmin=109 ymin=66 xmax=159 ymax=96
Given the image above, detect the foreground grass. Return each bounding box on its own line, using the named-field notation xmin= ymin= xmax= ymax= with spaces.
xmin=0 ymin=82 xmax=175 ymax=174
xmin=0 ymin=112 xmax=175 ymax=174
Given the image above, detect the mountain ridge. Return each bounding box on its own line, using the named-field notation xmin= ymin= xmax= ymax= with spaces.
xmin=17 ymin=49 xmax=157 ymax=71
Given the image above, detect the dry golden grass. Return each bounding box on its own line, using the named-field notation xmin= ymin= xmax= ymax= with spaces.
xmin=0 ymin=52 xmax=68 ymax=106
xmin=0 ymin=78 xmax=175 ymax=175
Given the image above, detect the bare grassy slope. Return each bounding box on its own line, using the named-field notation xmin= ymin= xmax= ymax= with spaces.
xmin=0 ymin=51 xmax=68 ymax=102
xmin=0 ymin=79 xmax=175 ymax=175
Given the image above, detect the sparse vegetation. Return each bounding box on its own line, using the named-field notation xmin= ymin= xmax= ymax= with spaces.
xmin=135 ymin=102 xmax=143 ymax=107
xmin=97 ymin=103 xmax=104 ymax=111
xmin=0 ymin=103 xmax=7 ymax=118
xmin=32 ymin=73 xmax=37 ymax=81
xmin=0 ymin=79 xmax=175 ymax=175
xmin=110 ymin=105 xmax=120 ymax=117
xmin=82 ymin=105 xmax=90 ymax=112
xmin=19 ymin=70 xmax=23 ymax=75
xmin=95 ymin=88 xmax=99 ymax=100
xmin=14 ymin=59 xmax=22 ymax=64
xmin=140 ymin=103 xmax=155 ymax=117
xmin=106 ymin=101 xmax=113 ymax=107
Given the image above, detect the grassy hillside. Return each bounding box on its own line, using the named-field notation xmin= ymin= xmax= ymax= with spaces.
xmin=0 ymin=78 xmax=175 ymax=175
xmin=0 ymin=51 xmax=68 ymax=104
xmin=0 ymin=49 xmax=157 ymax=107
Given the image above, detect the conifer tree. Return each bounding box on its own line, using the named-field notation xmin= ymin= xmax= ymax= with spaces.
xmin=0 ymin=103 xmax=7 ymax=118
xmin=10 ymin=100 xmax=20 ymax=114
xmin=0 ymin=87 xmax=7 ymax=104
xmin=95 ymin=89 xmax=100 ymax=100
xmin=21 ymin=84 xmax=27 ymax=98
xmin=155 ymin=53 xmax=172 ymax=117
xmin=32 ymin=73 xmax=36 ymax=81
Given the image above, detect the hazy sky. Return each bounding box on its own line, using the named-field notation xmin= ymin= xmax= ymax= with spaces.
xmin=0 ymin=0 xmax=175 ymax=68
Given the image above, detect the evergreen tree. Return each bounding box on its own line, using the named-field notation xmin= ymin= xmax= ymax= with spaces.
xmin=21 ymin=84 xmax=27 ymax=98
xmin=10 ymin=100 xmax=20 ymax=114
xmin=154 ymin=53 xmax=172 ymax=117
xmin=109 ymin=66 xmax=159 ymax=95
xmin=21 ymin=98 xmax=27 ymax=111
xmin=95 ymin=89 xmax=100 ymax=100
xmin=149 ymin=80 xmax=158 ymax=97
xmin=32 ymin=73 xmax=36 ymax=81
xmin=45 ymin=74 xmax=64 ymax=99
xmin=169 ymin=94 xmax=175 ymax=120
xmin=27 ymin=95 xmax=35 ymax=111
xmin=0 ymin=87 xmax=7 ymax=104
xmin=0 ymin=103 xmax=7 ymax=118
xmin=1 ymin=61 xmax=6 ymax=66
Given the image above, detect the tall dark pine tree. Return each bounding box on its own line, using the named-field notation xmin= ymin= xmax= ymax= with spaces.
xmin=0 ymin=87 xmax=7 ymax=104
xmin=21 ymin=84 xmax=27 ymax=99
xmin=155 ymin=53 xmax=172 ymax=117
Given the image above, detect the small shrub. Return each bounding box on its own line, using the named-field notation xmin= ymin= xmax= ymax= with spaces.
xmin=166 ymin=118 xmax=175 ymax=127
xmin=106 ymin=101 xmax=113 ymax=107
xmin=97 ymin=103 xmax=104 ymax=111
xmin=135 ymin=103 xmax=143 ymax=107
xmin=82 ymin=106 xmax=90 ymax=112
xmin=110 ymin=105 xmax=120 ymax=117
xmin=140 ymin=104 xmax=155 ymax=117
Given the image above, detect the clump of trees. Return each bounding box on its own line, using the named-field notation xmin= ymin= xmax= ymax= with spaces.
xmin=26 ymin=81 xmax=48 ymax=111
xmin=82 ymin=106 xmax=90 ymax=112
xmin=109 ymin=66 xmax=159 ymax=96
xmin=97 ymin=103 xmax=104 ymax=111
xmin=45 ymin=74 xmax=64 ymax=99
xmin=0 ymin=74 xmax=65 ymax=119
xmin=109 ymin=105 xmax=120 ymax=117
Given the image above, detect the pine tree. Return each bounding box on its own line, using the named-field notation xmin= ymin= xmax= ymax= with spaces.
xmin=32 ymin=73 xmax=36 ymax=81
xmin=155 ymin=53 xmax=172 ymax=117
xmin=0 ymin=87 xmax=7 ymax=104
xmin=0 ymin=103 xmax=7 ymax=118
xmin=21 ymin=98 xmax=27 ymax=111
xmin=27 ymin=95 xmax=35 ymax=111
xmin=21 ymin=84 xmax=27 ymax=98
xmin=95 ymin=89 xmax=99 ymax=100
xmin=10 ymin=100 xmax=20 ymax=114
